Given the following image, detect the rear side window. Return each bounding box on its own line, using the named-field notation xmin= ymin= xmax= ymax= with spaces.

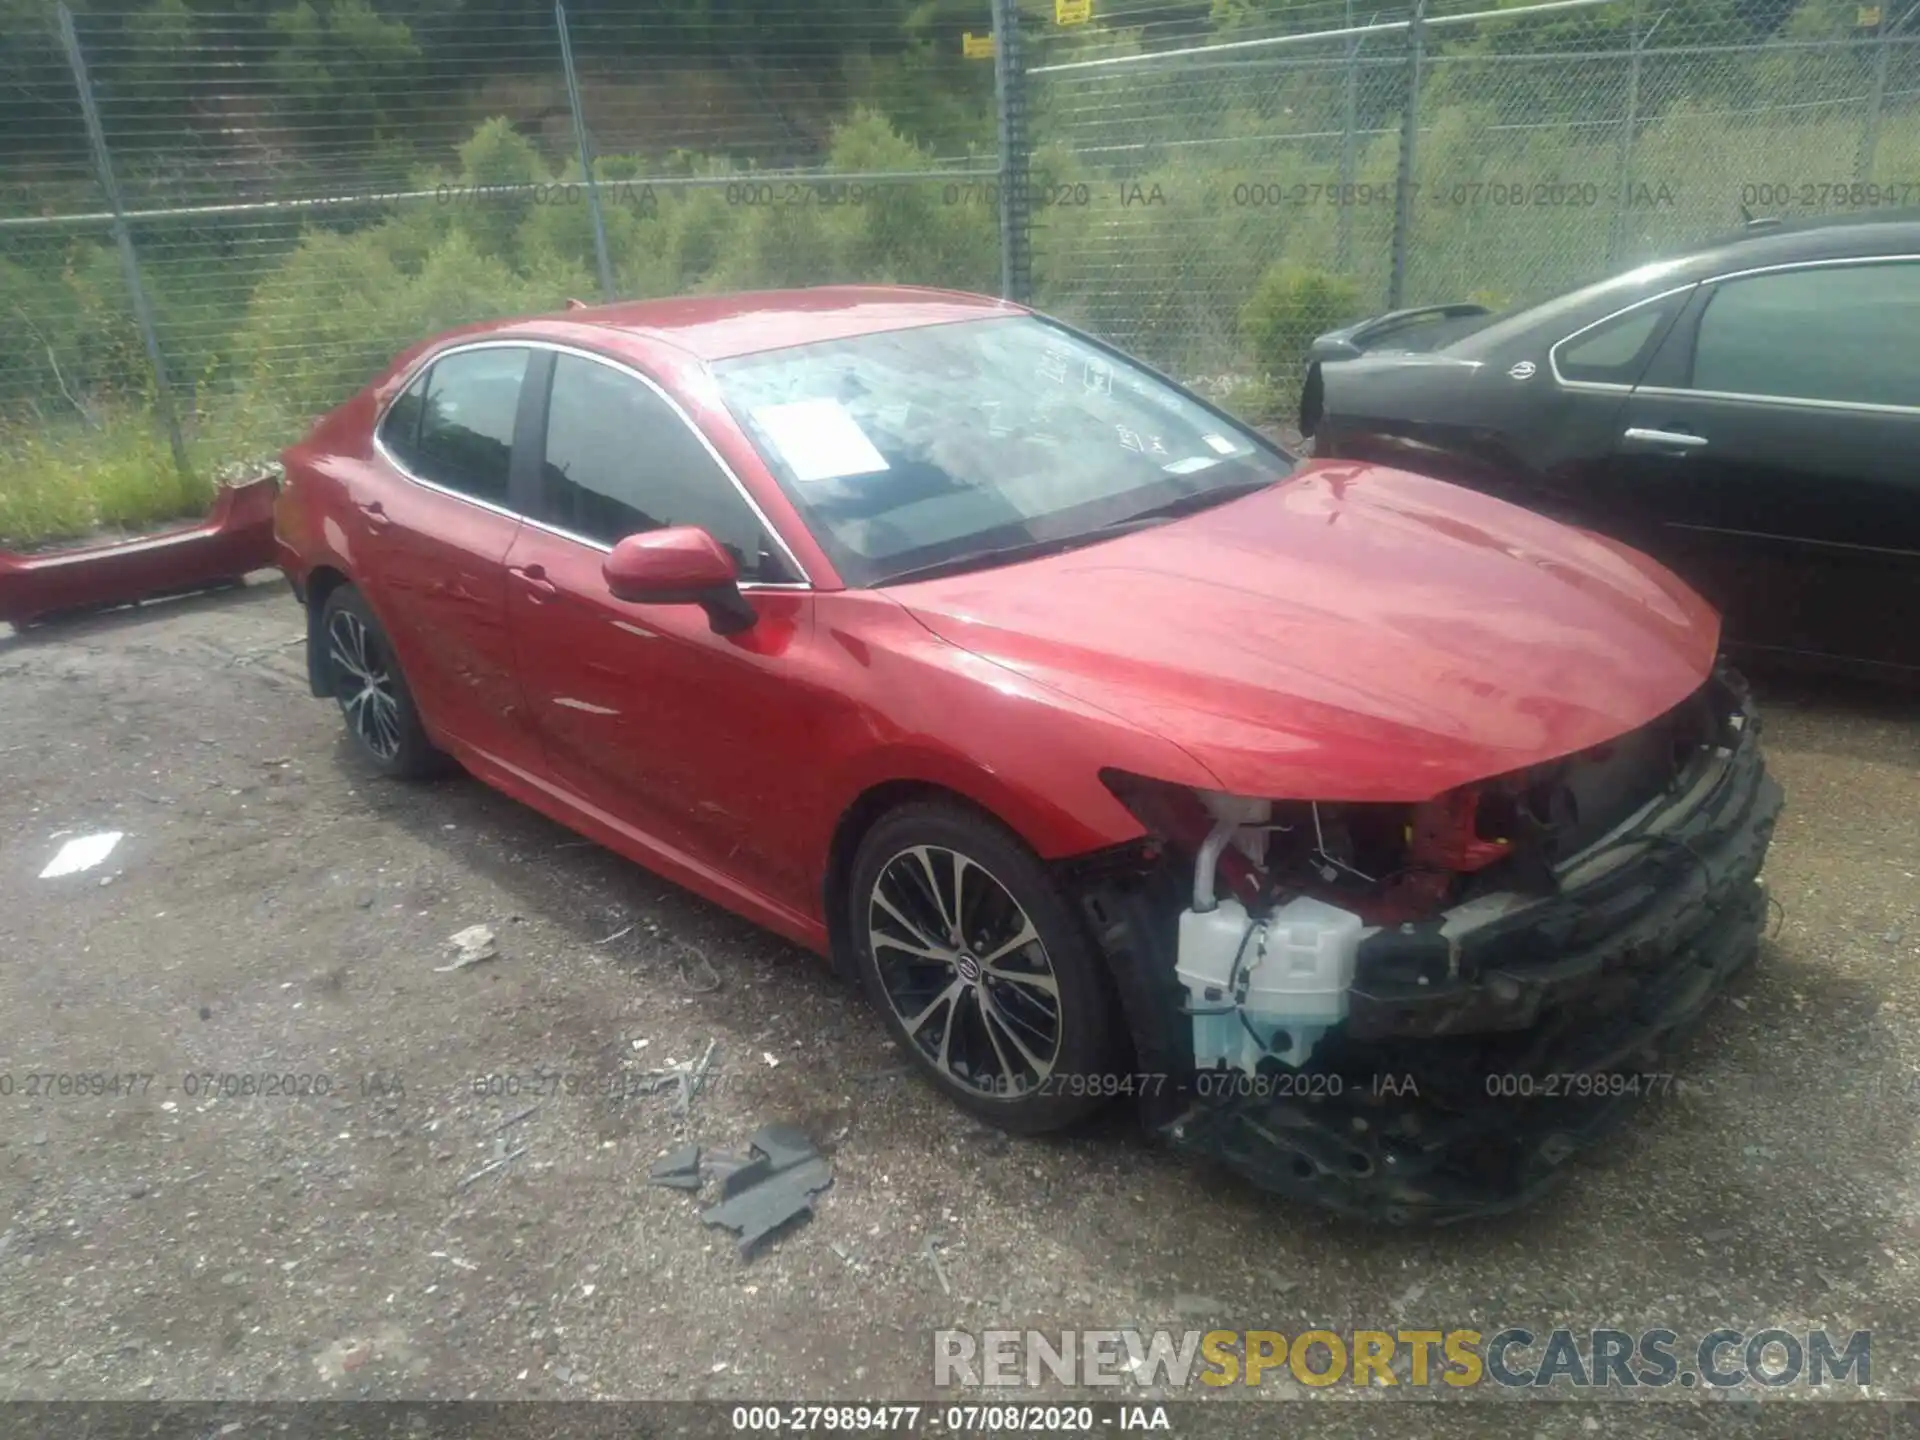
xmin=537 ymin=353 xmax=790 ymax=580
xmin=1554 ymin=294 xmax=1685 ymax=385
xmin=378 ymin=373 xmax=428 ymax=469
xmin=389 ymin=347 xmax=528 ymax=505
xmin=1690 ymin=261 xmax=1920 ymax=407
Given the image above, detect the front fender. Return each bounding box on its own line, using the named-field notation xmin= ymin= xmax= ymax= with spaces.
xmin=822 ymin=738 xmax=1148 ymax=864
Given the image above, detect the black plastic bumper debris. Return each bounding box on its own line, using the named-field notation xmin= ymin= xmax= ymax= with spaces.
xmin=648 ymin=1144 xmax=703 ymax=1190
xmin=699 ymin=1124 xmax=833 ymax=1256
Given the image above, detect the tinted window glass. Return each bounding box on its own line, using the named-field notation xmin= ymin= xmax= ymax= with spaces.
xmin=538 ymin=354 xmax=789 ymax=581
xmin=1555 ymin=295 xmax=1682 ymax=384
xmin=410 ymin=348 xmax=528 ymax=504
xmin=379 ymin=372 xmax=428 ymax=469
xmin=1691 ymin=262 xmax=1920 ymax=406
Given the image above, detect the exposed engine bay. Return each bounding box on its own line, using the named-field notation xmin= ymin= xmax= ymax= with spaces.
xmin=1072 ymin=665 xmax=1783 ymax=1222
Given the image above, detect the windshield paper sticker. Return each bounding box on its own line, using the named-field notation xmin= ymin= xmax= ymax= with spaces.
xmin=1163 ymin=455 xmax=1218 ymax=476
xmin=752 ymin=398 xmax=890 ymax=483
xmin=1202 ymin=433 xmax=1238 ymax=455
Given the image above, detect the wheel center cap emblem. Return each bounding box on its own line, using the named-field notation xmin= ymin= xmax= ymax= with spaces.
xmin=956 ymin=953 xmax=982 ymax=983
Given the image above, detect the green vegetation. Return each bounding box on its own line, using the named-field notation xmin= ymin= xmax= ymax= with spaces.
xmin=0 ymin=0 xmax=1910 ymax=545
xmin=1241 ymin=263 xmax=1367 ymax=406
xmin=0 ymin=107 xmax=1001 ymax=547
xmin=0 ymin=402 xmax=293 ymax=548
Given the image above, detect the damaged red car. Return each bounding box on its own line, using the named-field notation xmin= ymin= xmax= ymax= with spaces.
xmin=274 ymin=286 xmax=1782 ymax=1222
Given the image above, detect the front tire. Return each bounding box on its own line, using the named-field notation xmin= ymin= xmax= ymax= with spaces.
xmin=848 ymin=801 xmax=1124 ymax=1133
xmin=318 ymin=585 xmax=445 ymax=780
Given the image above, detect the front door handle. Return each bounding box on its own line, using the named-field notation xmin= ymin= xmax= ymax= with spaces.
xmin=509 ymin=564 xmax=558 ymax=600
xmin=1622 ymin=427 xmax=1708 ymax=454
xmin=357 ymin=500 xmax=393 ymax=531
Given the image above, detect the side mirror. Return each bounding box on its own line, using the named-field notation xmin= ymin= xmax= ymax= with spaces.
xmin=603 ymin=526 xmax=756 ymax=635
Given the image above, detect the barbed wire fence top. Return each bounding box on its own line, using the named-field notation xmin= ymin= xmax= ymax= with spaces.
xmin=1 ymin=0 xmax=1914 ymax=546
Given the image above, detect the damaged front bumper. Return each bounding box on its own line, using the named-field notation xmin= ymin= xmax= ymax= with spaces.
xmin=1076 ymin=670 xmax=1783 ymax=1224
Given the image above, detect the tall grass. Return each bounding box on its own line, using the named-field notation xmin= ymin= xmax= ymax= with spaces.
xmin=0 ymin=395 xmax=299 ymax=550
xmin=0 ymin=417 xmax=207 ymax=549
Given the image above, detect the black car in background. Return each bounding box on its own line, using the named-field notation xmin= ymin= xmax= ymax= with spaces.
xmin=1301 ymin=213 xmax=1920 ymax=680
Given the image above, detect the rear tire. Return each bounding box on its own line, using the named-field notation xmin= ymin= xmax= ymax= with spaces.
xmin=317 ymin=585 xmax=446 ymax=780
xmin=847 ymin=801 xmax=1124 ymax=1133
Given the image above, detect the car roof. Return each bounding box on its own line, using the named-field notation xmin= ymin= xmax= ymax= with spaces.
xmin=504 ymin=284 xmax=1027 ymax=362
xmin=1671 ymin=209 xmax=1920 ymax=274
xmin=1430 ymin=210 xmax=1920 ymax=360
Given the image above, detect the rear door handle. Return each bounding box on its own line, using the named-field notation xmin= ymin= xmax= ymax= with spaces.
xmin=357 ymin=500 xmax=392 ymax=530
xmin=1622 ymin=427 xmax=1708 ymax=453
xmin=509 ymin=563 xmax=558 ymax=600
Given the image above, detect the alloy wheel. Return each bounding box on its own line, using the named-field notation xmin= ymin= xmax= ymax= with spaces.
xmin=867 ymin=844 xmax=1063 ymax=1099
xmin=327 ymin=609 xmax=402 ymax=762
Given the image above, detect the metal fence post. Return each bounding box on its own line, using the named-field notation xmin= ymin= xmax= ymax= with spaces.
xmin=1608 ymin=2 xmax=1645 ymax=267
xmin=1857 ymin=19 xmax=1892 ymax=182
xmin=556 ymin=2 xmax=616 ymax=302
xmin=1337 ymin=0 xmax=1363 ymax=273
xmin=992 ymin=0 xmax=1032 ymax=305
xmin=1387 ymin=0 xmax=1426 ymax=310
xmin=56 ymin=1 xmax=192 ymax=481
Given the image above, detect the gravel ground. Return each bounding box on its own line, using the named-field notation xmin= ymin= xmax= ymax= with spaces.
xmin=1 ymin=577 xmax=1917 ymax=1437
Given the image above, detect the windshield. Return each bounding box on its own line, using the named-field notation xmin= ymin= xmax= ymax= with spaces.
xmin=713 ymin=316 xmax=1296 ymax=586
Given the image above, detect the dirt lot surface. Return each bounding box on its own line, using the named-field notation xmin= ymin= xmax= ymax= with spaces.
xmin=2 ymin=578 xmax=1919 ymax=1437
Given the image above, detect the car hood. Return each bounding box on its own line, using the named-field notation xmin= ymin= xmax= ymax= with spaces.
xmin=892 ymin=460 xmax=1720 ymax=802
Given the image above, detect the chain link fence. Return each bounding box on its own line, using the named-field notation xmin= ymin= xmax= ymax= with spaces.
xmin=1028 ymin=0 xmax=1920 ymax=417
xmin=2 ymin=0 xmax=1916 ymax=547
xmin=0 ymin=0 xmax=1000 ymax=546
xmin=1027 ymin=11 xmax=1411 ymax=415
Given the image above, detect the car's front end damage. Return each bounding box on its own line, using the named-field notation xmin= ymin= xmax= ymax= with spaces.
xmin=1065 ymin=664 xmax=1781 ymax=1224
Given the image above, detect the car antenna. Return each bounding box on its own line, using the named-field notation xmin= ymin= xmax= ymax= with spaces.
xmin=1738 ymin=204 xmax=1783 ymax=232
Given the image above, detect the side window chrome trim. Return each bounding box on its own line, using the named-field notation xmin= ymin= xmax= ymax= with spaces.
xmin=371 ymin=341 xmax=534 ymax=525
xmin=1547 ymin=282 xmax=1697 ymax=393
xmin=1546 ymin=255 xmax=1920 ymax=400
xmin=1699 ymin=251 xmax=1920 ymax=286
xmin=370 ymin=336 xmax=814 ymax=587
xmin=1665 ymin=253 xmax=1920 ymax=415
xmin=367 ymin=441 xmax=530 ymax=527
xmin=1628 ymin=384 xmax=1920 ymax=419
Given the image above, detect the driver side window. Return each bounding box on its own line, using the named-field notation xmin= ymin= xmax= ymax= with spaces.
xmin=536 ymin=354 xmax=793 ymax=582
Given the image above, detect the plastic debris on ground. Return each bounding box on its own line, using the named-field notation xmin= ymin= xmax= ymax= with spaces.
xmin=921 ymin=1234 xmax=953 ymax=1295
xmin=40 ymin=831 xmax=124 ymax=879
xmin=648 ymin=1144 xmax=702 ymax=1191
xmin=435 ymin=925 xmax=498 ymax=972
xmin=631 ymin=1037 xmax=718 ymax=1116
xmin=696 ymin=1124 xmax=833 ymax=1257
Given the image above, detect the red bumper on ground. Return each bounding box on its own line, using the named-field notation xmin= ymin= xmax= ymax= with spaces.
xmin=0 ymin=478 xmax=279 ymax=629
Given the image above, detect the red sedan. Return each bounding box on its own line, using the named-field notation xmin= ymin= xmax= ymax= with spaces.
xmin=275 ymin=286 xmax=1781 ymax=1221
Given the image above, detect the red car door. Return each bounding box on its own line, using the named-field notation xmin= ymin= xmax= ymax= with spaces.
xmin=501 ymin=348 xmax=824 ymax=918
xmin=359 ymin=344 xmax=545 ymax=773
